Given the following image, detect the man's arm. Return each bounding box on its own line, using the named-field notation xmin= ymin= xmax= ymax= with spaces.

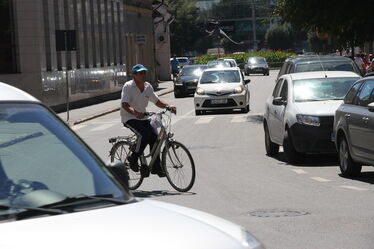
xmin=155 ymin=99 xmax=176 ymax=113
xmin=122 ymin=102 xmax=144 ymax=119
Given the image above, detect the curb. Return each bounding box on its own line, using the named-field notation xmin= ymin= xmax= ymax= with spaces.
xmin=71 ymin=89 xmax=174 ymax=126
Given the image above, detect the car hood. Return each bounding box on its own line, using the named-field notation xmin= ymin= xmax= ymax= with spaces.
xmin=294 ymin=100 xmax=343 ymax=115
xmin=0 ymin=199 xmax=259 ymax=249
xmin=178 ymin=75 xmax=199 ymax=82
xmin=198 ymin=83 xmax=242 ymax=94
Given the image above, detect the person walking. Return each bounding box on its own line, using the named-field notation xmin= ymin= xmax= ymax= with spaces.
xmin=121 ymin=64 xmax=176 ymax=177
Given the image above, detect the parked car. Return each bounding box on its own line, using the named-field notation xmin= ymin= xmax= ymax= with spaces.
xmin=334 ymin=76 xmax=374 ymax=176
xmin=194 ymin=68 xmax=250 ymax=115
xmin=0 ymin=82 xmax=264 ymax=249
xmin=170 ymin=57 xmax=190 ymax=68
xmin=207 ymin=60 xmax=232 ymax=68
xmin=277 ymin=55 xmax=362 ymax=80
xmin=174 ymin=65 xmax=207 ymax=98
xmin=244 ymin=57 xmax=269 ymax=76
xmin=263 ymin=71 xmax=360 ymax=163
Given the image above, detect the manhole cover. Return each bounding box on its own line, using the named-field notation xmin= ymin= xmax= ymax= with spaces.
xmin=245 ymin=209 xmax=308 ymax=218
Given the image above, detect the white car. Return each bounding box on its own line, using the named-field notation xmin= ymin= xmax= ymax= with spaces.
xmin=194 ymin=68 xmax=250 ymax=115
xmin=0 ymin=82 xmax=264 ymax=249
xmin=263 ymin=71 xmax=360 ymax=163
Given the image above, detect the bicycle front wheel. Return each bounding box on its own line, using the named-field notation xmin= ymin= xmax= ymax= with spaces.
xmin=110 ymin=141 xmax=143 ymax=190
xmin=162 ymin=141 xmax=195 ymax=192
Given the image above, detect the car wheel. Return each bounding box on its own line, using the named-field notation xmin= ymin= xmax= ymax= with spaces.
xmin=195 ymin=110 xmax=202 ymax=116
xmin=264 ymin=123 xmax=279 ymax=156
xmin=338 ymin=136 xmax=362 ymax=177
xmin=283 ymin=129 xmax=302 ymax=163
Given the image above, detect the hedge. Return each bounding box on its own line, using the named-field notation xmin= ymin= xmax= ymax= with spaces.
xmin=193 ymin=51 xmax=295 ymax=69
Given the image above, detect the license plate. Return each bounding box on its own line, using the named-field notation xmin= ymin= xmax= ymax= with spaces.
xmin=211 ymin=99 xmax=227 ymax=104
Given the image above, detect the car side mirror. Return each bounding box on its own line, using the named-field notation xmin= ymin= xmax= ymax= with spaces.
xmin=272 ymin=96 xmax=286 ymax=106
xmin=106 ymin=161 xmax=129 ymax=190
xmin=368 ymin=102 xmax=374 ymax=112
xmin=244 ymin=79 xmax=250 ymax=84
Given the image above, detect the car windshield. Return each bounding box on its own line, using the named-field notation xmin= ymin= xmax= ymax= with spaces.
xmin=295 ymin=61 xmax=355 ymax=73
xmin=293 ymin=77 xmax=360 ymax=102
xmin=0 ymin=103 xmax=127 ymax=218
xmin=180 ymin=66 xmax=206 ymax=76
xmin=200 ymin=70 xmax=241 ymax=83
xmin=207 ymin=61 xmax=231 ymax=68
xmin=248 ymin=57 xmax=266 ymax=64
xmin=177 ymin=58 xmax=188 ymax=63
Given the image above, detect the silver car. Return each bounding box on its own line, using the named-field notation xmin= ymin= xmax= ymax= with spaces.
xmin=194 ymin=68 xmax=250 ymax=115
xmin=334 ymin=76 xmax=374 ymax=176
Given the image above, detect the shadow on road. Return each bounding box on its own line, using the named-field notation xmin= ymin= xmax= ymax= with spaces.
xmin=271 ymin=152 xmax=339 ymax=167
xmin=339 ymin=171 xmax=374 ymax=184
xmin=132 ymin=190 xmax=196 ymax=198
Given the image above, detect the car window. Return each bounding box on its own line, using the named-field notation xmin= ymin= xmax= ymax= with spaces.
xmin=295 ymin=61 xmax=355 ymax=73
xmin=280 ymin=81 xmax=288 ymax=100
xmin=293 ymin=77 xmax=359 ymax=102
xmin=0 ymin=103 xmax=125 ymax=213
xmin=355 ymin=80 xmax=374 ymax=107
xmin=248 ymin=57 xmax=265 ymax=64
xmin=200 ymin=70 xmax=241 ymax=83
xmin=272 ymin=79 xmax=284 ymax=97
xmin=180 ymin=67 xmax=205 ymax=76
xmin=344 ymin=81 xmax=363 ymax=104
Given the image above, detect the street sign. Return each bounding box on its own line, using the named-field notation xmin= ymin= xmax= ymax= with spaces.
xmin=55 ymin=30 xmax=77 ymax=51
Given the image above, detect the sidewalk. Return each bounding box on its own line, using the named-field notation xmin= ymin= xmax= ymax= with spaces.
xmin=57 ymin=80 xmax=174 ymax=126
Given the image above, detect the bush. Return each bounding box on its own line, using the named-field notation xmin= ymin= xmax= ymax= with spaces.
xmin=193 ymin=51 xmax=295 ymax=69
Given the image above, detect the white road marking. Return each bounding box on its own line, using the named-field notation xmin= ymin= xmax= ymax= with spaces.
xmin=72 ymin=124 xmax=87 ymax=130
xmin=195 ymin=116 xmax=214 ymax=124
xmin=231 ymin=116 xmax=247 ymax=123
xmin=310 ymin=177 xmax=331 ymax=182
xmin=292 ymin=169 xmax=307 ymax=174
xmin=171 ymin=109 xmax=194 ymax=126
xmin=90 ymin=123 xmax=115 ymax=131
xmin=340 ymin=185 xmax=368 ymax=191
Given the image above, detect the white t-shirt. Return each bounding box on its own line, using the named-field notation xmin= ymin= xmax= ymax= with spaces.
xmin=120 ymin=80 xmax=159 ymax=123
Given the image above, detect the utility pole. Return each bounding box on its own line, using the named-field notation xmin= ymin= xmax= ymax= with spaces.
xmin=251 ymin=0 xmax=257 ymax=51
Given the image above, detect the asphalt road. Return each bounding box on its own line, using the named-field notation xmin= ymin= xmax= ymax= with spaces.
xmin=73 ymin=70 xmax=374 ymax=249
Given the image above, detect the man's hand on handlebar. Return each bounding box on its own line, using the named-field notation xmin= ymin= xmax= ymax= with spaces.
xmin=166 ymin=105 xmax=177 ymax=114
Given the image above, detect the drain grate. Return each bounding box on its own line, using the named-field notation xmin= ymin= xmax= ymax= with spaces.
xmin=245 ymin=209 xmax=309 ymax=218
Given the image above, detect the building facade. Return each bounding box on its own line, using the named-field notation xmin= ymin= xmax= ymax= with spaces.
xmin=0 ymin=0 xmax=157 ymax=108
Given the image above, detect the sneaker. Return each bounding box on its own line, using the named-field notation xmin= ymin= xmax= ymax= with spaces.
xmin=127 ymin=154 xmax=139 ymax=172
xmin=151 ymin=165 xmax=166 ymax=178
xmin=140 ymin=165 xmax=150 ymax=178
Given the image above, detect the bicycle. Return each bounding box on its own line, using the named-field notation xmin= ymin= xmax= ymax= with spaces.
xmin=109 ymin=107 xmax=195 ymax=192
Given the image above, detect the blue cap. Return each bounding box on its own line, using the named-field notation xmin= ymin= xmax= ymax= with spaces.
xmin=131 ymin=64 xmax=148 ymax=73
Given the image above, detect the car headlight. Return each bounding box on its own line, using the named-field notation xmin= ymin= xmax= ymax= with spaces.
xmin=296 ymin=114 xmax=320 ymax=127
xmin=241 ymin=229 xmax=264 ymax=249
xmin=195 ymin=87 xmax=205 ymax=95
xmin=234 ymin=87 xmax=244 ymax=94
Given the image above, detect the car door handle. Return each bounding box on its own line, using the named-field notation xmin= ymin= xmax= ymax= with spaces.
xmin=344 ymin=114 xmax=351 ymax=119
xmin=362 ymin=117 xmax=369 ymax=123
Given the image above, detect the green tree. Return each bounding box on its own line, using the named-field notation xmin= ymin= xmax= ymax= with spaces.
xmin=275 ymin=0 xmax=374 ymax=53
xmin=165 ymin=0 xmax=212 ymax=55
xmin=265 ymin=25 xmax=292 ymax=50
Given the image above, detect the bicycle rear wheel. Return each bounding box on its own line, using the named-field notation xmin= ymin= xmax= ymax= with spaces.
xmin=162 ymin=141 xmax=195 ymax=192
xmin=110 ymin=141 xmax=143 ymax=190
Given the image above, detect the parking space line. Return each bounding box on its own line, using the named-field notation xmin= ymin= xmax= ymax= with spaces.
xmin=72 ymin=124 xmax=87 ymax=131
xmin=195 ymin=116 xmax=214 ymax=124
xmin=310 ymin=177 xmax=331 ymax=182
xmin=340 ymin=185 xmax=368 ymax=191
xmin=292 ymin=169 xmax=307 ymax=174
xmin=90 ymin=123 xmax=115 ymax=131
xmin=231 ymin=116 xmax=247 ymax=123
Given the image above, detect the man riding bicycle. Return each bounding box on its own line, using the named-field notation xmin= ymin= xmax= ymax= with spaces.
xmin=121 ymin=64 xmax=176 ymax=177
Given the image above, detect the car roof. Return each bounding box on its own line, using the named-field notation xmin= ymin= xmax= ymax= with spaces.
xmin=0 ymin=82 xmax=39 ymax=102
xmin=203 ymin=67 xmax=239 ymax=72
xmin=286 ymin=55 xmax=353 ymax=64
xmin=285 ymin=71 xmax=361 ymax=81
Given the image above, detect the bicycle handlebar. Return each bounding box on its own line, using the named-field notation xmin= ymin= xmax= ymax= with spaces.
xmin=143 ymin=107 xmax=176 ymax=117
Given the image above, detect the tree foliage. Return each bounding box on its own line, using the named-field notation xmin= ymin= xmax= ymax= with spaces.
xmin=275 ymin=0 xmax=374 ymax=48
xmin=265 ymin=25 xmax=291 ymax=50
xmin=165 ymin=0 xmax=212 ymax=55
